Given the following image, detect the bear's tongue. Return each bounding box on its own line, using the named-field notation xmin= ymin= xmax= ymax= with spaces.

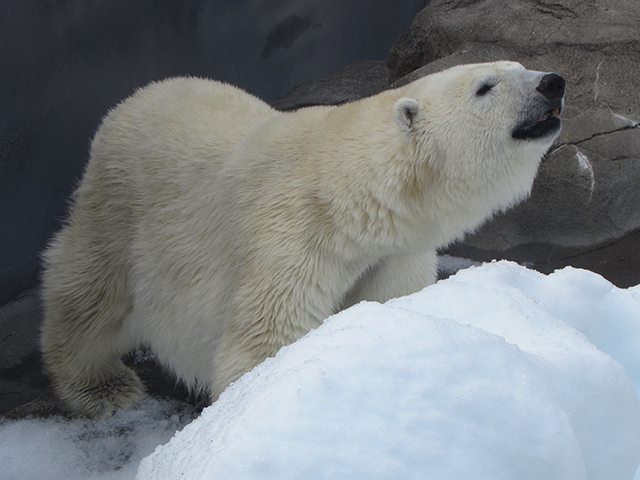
xmin=539 ymin=108 xmax=561 ymax=122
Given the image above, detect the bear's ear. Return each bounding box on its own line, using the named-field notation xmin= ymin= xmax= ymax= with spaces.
xmin=393 ymin=97 xmax=420 ymax=132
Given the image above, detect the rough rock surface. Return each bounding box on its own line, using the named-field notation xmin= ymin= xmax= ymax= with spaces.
xmin=271 ymin=59 xmax=390 ymax=111
xmin=388 ymin=0 xmax=640 ymax=287
xmin=0 ymin=288 xmax=48 ymax=415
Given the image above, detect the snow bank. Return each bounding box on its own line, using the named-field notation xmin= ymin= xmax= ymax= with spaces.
xmin=137 ymin=261 xmax=640 ymax=480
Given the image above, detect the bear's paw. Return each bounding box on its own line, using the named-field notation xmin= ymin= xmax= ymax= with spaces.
xmin=68 ymin=367 xmax=145 ymax=419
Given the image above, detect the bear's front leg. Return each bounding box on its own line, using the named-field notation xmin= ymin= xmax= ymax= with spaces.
xmin=341 ymin=250 xmax=437 ymax=308
xmin=209 ymin=266 xmax=340 ymax=400
xmin=210 ymin=321 xmax=286 ymax=401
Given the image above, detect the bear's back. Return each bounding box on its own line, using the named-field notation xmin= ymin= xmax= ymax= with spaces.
xmin=98 ymin=78 xmax=277 ymax=171
xmin=79 ymin=77 xmax=280 ymax=239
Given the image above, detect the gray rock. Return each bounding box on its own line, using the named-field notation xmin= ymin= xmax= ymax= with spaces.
xmin=0 ymin=288 xmax=49 ymax=415
xmin=387 ymin=0 xmax=640 ymax=287
xmin=271 ymin=60 xmax=390 ymax=110
xmin=0 ymin=288 xmax=42 ymax=370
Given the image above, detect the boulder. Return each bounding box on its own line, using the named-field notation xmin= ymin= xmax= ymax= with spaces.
xmin=0 ymin=288 xmax=49 ymax=415
xmin=387 ymin=0 xmax=640 ymax=287
xmin=271 ymin=59 xmax=390 ymax=111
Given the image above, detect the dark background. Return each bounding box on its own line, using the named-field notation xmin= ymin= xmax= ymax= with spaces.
xmin=0 ymin=0 xmax=426 ymax=305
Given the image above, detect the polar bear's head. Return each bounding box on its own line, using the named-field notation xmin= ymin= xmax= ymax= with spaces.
xmin=392 ymin=61 xmax=565 ymax=211
xmin=393 ymin=61 xmax=564 ymax=143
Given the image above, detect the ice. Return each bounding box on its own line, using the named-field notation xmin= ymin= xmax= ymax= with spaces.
xmin=1 ymin=261 xmax=639 ymax=480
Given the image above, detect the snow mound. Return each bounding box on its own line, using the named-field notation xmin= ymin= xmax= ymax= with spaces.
xmin=138 ymin=261 xmax=640 ymax=480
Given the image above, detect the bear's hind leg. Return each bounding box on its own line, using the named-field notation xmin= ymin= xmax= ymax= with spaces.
xmin=41 ymin=238 xmax=144 ymax=419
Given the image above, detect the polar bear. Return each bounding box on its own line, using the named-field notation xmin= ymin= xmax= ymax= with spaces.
xmin=41 ymin=61 xmax=564 ymax=418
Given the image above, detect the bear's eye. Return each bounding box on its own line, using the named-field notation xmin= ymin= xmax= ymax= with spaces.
xmin=476 ymin=83 xmax=494 ymax=96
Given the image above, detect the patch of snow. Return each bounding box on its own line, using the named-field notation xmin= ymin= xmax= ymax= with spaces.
xmin=437 ymin=253 xmax=481 ymax=278
xmin=575 ymin=148 xmax=595 ymax=201
xmin=594 ymin=60 xmax=603 ymax=102
xmin=0 ymin=398 xmax=196 ymax=480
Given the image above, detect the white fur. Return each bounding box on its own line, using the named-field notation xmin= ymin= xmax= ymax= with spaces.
xmin=40 ymin=62 xmax=561 ymax=417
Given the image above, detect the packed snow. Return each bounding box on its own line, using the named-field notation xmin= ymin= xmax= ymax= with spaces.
xmin=1 ymin=261 xmax=639 ymax=480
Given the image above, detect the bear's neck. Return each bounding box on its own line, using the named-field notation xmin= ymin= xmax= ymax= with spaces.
xmin=304 ymin=100 xmax=541 ymax=255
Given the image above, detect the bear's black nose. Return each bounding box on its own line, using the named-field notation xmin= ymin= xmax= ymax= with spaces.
xmin=536 ymin=73 xmax=565 ymax=100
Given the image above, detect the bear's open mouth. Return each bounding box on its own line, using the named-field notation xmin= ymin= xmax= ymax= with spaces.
xmin=538 ymin=108 xmax=561 ymax=122
xmin=512 ymin=106 xmax=562 ymax=140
